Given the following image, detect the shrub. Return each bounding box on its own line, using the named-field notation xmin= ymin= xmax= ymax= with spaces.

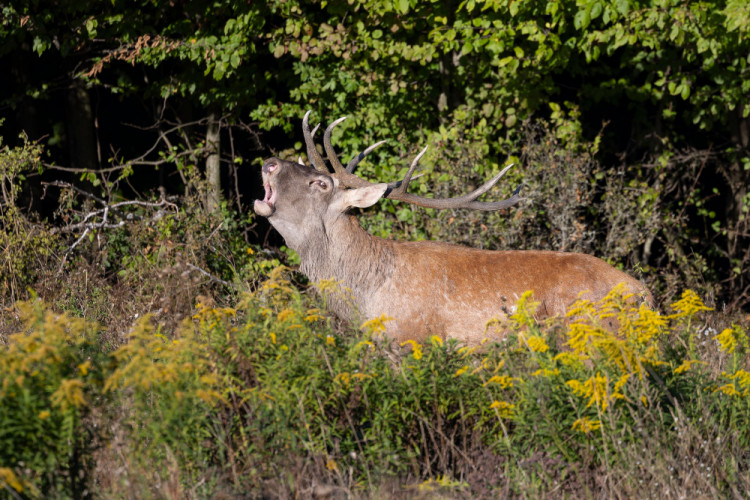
xmin=0 ymin=299 xmax=109 ymax=498
xmin=0 ymin=135 xmax=59 ymax=309
xmin=3 ymin=267 xmax=748 ymax=498
xmin=98 ymin=267 xmax=749 ymax=497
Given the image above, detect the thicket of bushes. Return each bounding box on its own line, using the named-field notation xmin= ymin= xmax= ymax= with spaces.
xmin=2 ymin=0 xmax=749 ymax=311
xmin=2 ymin=266 xmax=749 ymax=498
xmin=3 ymin=107 xmax=750 ymax=497
xmin=2 ymin=2 xmax=750 ymax=497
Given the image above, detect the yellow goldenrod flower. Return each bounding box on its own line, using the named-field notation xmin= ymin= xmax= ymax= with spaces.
xmin=532 ymin=368 xmax=560 ymax=377
xmin=670 ymin=290 xmax=712 ymax=318
xmin=51 ymin=379 xmax=87 ymax=410
xmin=354 ymin=340 xmax=375 ymax=352
xmin=489 ymin=400 xmax=516 ymax=419
xmin=196 ymin=389 xmax=222 ymax=404
xmin=325 ymin=335 xmax=335 ymax=346
xmin=418 ymin=475 xmax=464 ymax=492
xmin=527 ymin=335 xmax=549 ymax=352
xmin=458 ymin=345 xmax=478 ymax=359
xmin=361 ymin=315 xmax=392 ymax=336
xmin=454 ymin=365 xmax=469 ymax=377
xmin=510 ymin=291 xmax=540 ymax=328
xmin=566 ymin=321 xmax=606 ymax=354
xmin=38 ymin=410 xmax=51 ymax=420
xmin=673 ymin=359 xmax=706 ymax=374
xmin=304 ymin=309 xmax=325 ymax=322
xmin=714 ymin=383 xmax=740 ymax=397
xmin=572 ymin=417 xmax=601 ymax=434
xmin=633 ymin=305 xmax=669 ymax=344
xmin=429 ymin=335 xmax=443 ymax=346
xmin=77 ymin=361 xmax=91 ymax=376
xmin=729 ymin=369 xmax=750 ymax=390
xmin=715 ymin=328 xmax=737 ymax=353
xmin=326 ymin=459 xmax=338 ymax=471
xmin=567 ymin=372 xmax=625 ymax=411
xmin=566 ymin=296 xmax=596 ymax=318
xmin=400 ymin=340 xmax=423 ymax=360
xmin=470 ymin=356 xmax=493 ymax=375
xmin=335 ymin=372 xmax=351 ymax=387
xmin=0 ymin=468 xmax=23 ymax=493
xmin=483 ymin=375 xmax=516 ymax=388
xmin=277 ymin=309 xmax=296 ymax=323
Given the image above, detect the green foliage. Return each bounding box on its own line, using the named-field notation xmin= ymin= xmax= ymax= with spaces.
xmin=0 ymin=299 xmax=109 ymax=498
xmin=2 ymin=266 xmax=749 ymax=496
xmin=0 ymin=135 xmax=59 ymax=304
xmin=3 ymin=0 xmax=749 ymax=307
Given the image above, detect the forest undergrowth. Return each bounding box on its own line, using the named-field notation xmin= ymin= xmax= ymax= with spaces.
xmin=1 ymin=265 xmax=749 ymax=499
xmin=2 ymin=123 xmax=750 ymax=499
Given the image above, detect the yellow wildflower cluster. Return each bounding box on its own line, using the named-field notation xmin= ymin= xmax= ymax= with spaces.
xmin=361 ymin=314 xmax=392 ymax=338
xmin=509 ymin=290 xmax=541 ymax=330
xmin=1 ymin=300 xmax=96 ymax=415
xmin=673 ymin=359 xmax=706 ymax=374
xmin=400 ymin=339 xmax=423 ymax=360
xmin=104 ymin=316 xmax=222 ymax=405
xmin=526 ymin=335 xmax=550 ymax=352
xmin=193 ymin=297 xmax=236 ymax=333
xmin=0 ymin=468 xmax=34 ymax=495
xmin=714 ymin=326 xmax=748 ymax=354
xmin=715 ymin=369 xmax=750 ymax=397
xmin=489 ymin=400 xmax=516 ymax=419
xmin=417 ymin=475 xmax=466 ymax=492
xmin=669 ymin=289 xmax=713 ymax=318
xmin=566 ymin=372 xmax=629 ymax=411
xmin=564 ymin=284 xmax=671 ymax=381
xmin=334 ymin=371 xmax=375 ymax=388
xmin=483 ymin=374 xmax=518 ymax=389
xmin=572 ymin=417 xmax=602 ymax=434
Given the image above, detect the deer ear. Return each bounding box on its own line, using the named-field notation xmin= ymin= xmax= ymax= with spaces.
xmin=331 ymin=183 xmax=388 ymax=211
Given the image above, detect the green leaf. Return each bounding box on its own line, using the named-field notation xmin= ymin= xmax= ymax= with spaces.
xmin=680 ymin=83 xmax=690 ymax=100
xmin=574 ymin=10 xmax=590 ymax=30
xmin=590 ymin=2 xmax=603 ymax=20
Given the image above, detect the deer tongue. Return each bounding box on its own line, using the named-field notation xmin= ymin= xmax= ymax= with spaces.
xmin=253 ymin=183 xmax=275 ymax=217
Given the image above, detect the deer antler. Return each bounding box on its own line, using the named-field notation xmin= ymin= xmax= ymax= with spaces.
xmin=302 ymin=111 xmax=524 ymax=211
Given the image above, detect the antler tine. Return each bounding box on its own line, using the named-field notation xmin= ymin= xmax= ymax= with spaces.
xmin=389 ymin=145 xmax=428 ymax=192
xmin=385 ymin=150 xmax=523 ymax=211
xmin=346 ymin=139 xmax=388 ymax=173
xmin=302 ymin=110 xmax=327 ymax=172
xmin=323 ymin=116 xmax=348 ymax=174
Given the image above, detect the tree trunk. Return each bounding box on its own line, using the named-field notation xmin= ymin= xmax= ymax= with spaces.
xmin=65 ymin=80 xmax=97 ymax=170
xmin=206 ymin=112 xmax=222 ymax=213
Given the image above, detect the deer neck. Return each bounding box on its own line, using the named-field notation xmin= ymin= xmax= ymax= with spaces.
xmin=297 ymin=214 xmax=395 ymax=320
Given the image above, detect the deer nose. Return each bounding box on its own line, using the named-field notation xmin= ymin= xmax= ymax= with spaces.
xmin=263 ymin=159 xmax=279 ymax=175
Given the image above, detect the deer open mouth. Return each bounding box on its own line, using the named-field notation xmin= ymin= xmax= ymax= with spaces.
xmin=253 ymin=182 xmax=276 ymax=217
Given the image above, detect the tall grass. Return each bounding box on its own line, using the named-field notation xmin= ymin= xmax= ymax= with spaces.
xmin=1 ymin=267 xmax=748 ymax=498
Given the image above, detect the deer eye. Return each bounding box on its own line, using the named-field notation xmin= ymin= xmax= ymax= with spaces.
xmin=310 ymin=179 xmax=330 ymax=191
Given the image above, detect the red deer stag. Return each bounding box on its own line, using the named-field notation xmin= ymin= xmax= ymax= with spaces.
xmin=254 ymin=112 xmax=652 ymax=345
